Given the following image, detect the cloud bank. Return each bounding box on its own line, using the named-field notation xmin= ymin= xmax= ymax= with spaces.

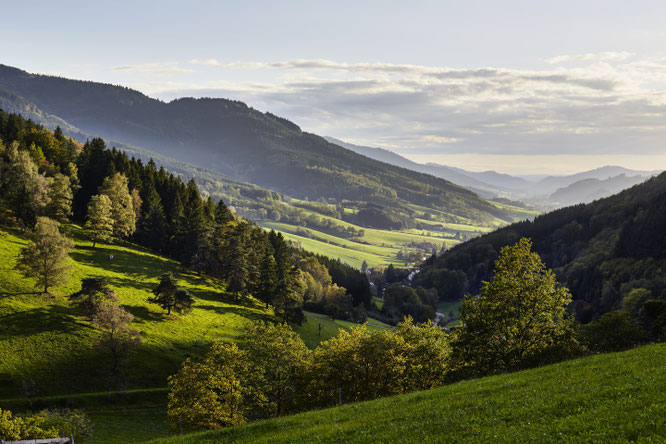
xmin=123 ymin=53 xmax=666 ymax=172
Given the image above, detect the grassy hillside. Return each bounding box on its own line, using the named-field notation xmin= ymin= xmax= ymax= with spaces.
xmin=416 ymin=172 xmax=666 ymax=320
xmin=0 ymin=225 xmax=397 ymax=443
xmin=151 ymin=343 xmax=666 ymax=443
xmin=0 ymin=225 xmax=273 ymax=398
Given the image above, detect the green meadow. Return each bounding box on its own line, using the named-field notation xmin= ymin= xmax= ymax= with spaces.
xmin=151 ymin=342 xmax=666 ymax=443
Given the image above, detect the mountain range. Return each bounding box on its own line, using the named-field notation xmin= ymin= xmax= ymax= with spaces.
xmin=0 ymin=64 xmax=512 ymax=226
xmin=325 ymin=136 xmax=661 ymax=207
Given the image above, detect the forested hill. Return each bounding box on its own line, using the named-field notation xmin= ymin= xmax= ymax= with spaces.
xmin=0 ymin=64 xmax=510 ymax=224
xmin=415 ymin=173 xmax=666 ymax=322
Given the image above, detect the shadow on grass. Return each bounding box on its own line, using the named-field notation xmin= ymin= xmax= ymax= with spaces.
xmin=0 ymin=305 xmax=89 ymax=337
xmin=124 ymin=305 xmax=164 ymax=324
xmin=195 ymin=304 xmax=271 ymax=323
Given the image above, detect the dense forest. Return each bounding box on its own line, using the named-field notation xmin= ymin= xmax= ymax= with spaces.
xmin=415 ymin=174 xmax=666 ymax=329
xmin=0 ymin=64 xmax=513 ymax=226
xmin=0 ymin=109 xmax=372 ymax=322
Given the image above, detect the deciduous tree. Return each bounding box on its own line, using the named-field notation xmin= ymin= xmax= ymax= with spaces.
xmin=15 ymin=217 xmax=73 ymax=293
xmin=84 ymin=194 xmax=114 ymax=247
xmin=449 ymin=238 xmax=580 ymax=378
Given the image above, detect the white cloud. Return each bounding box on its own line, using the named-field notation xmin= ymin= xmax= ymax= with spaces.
xmin=186 ymin=58 xmax=222 ymax=66
xmin=142 ymin=53 xmax=666 ymax=170
xmin=110 ymin=62 xmax=194 ymax=74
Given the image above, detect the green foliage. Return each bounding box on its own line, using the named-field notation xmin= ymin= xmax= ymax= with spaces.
xmin=168 ymin=343 xmax=250 ymax=432
xmin=69 ymin=276 xmax=118 ymax=316
xmin=46 ymin=172 xmax=73 ymax=222
xmin=0 ymin=141 xmax=49 ymax=226
xmin=99 ymin=172 xmax=136 ymax=238
xmin=582 ymin=310 xmax=647 ymax=352
xmin=0 ymin=407 xmax=92 ymax=442
xmin=149 ymin=272 xmax=194 ymax=315
xmin=15 ymin=216 xmax=73 ymax=293
xmin=84 ymin=194 xmax=114 ymax=247
xmin=416 ymin=171 xmax=666 ymax=335
xmin=166 ymin=319 xmax=449 ymax=433
xmin=450 ymin=238 xmax=581 ymax=378
xmin=154 ymin=343 xmax=666 ymax=444
xmin=167 ymin=323 xmax=309 ymax=432
xmin=382 ymin=284 xmax=435 ymax=324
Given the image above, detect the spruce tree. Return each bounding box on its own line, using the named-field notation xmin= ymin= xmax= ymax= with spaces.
xmin=149 ymin=272 xmax=194 ymax=314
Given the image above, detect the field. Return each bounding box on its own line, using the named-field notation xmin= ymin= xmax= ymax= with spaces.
xmin=0 ymin=225 xmax=273 ymax=398
xmin=151 ymin=342 xmax=666 ymax=443
xmin=251 ymin=199 xmax=538 ymax=269
xmin=296 ymin=311 xmax=394 ymax=348
xmin=0 ymin=225 xmax=398 ymax=442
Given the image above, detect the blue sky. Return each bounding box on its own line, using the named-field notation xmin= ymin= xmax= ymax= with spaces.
xmin=3 ymin=0 xmax=666 ymax=173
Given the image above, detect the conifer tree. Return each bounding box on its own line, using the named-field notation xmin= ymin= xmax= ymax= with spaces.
xmin=215 ymin=199 xmax=234 ymax=225
xmin=85 ymin=195 xmax=114 ymax=247
xmin=15 ymin=217 xmax=73 ymax=293
xmin=149 ymin=272 xmax=194 ymax=314
xmin=256 ymin=244 xmax=278 ymax=308
xmin=70 ymin=276 xmax=118 ymax=316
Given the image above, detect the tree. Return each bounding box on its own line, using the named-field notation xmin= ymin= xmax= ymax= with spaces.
xmin=130 ymin=188 xmax=142 ymax=224
xmin=69 ymin=276 xmax=118 ymax=316
xmin=99 ymin=173 xmax=136 ymax=238
xmin=256 ymin=244 xmax=278 ymax=308
xmin=1 ymin=142 xmax=49 ymax=226
xmin=582 ymin=310 xmax=647 ymax=352
xmin=45 ymin=173 xmax=73 ymax=222
xmin=450 ymin=238 xmax=580 ymax=378
xmin=149 ymin=272 xmax=194 ymax=314
xmin=84 ymin=195 xmax=114 ymax=247
xmin=273 ymin=265 xmax=305 ymax=324
xmin=15 ymin=217 xmax=73 ymax=293
xmin=242 ymin=322 xmax=311 ymax=417
xmin=92 ymin=302 xmax=142 ymax=391
xmin=167 ymin=343 xmax=250 ymax=432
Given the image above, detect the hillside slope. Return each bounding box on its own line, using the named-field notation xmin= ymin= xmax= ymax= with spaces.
xmin=415 ymin=172 xmax=666 ymax=322
xmin=0 ymin=225 xmax=272 ymax=398
xmin=0 ymin=64 xmax=510 ymax=224
xmin=152 ymin=343 xmax=666 ymax=443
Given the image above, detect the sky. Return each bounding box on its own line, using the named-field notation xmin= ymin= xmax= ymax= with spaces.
xmin=2 ymin=0 xmax=666 ymax=174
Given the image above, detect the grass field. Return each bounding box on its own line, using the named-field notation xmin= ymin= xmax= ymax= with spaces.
xmin=296 ymin=311 xmax=394 ymax=348
xmin=0 ymin=225 xmax=273 ymax=399
xmin=151 ymin=343 xmax=666 ymax=443
xmin=0 ymin=225 xmax=400 ymax=442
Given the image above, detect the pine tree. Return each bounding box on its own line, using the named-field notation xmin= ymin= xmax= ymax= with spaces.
xmin=15 ymin=217 xmax=73 ymax=293
xmin=138 ymin=185 xmax=167 ymax=252
xmin=215 ymin=199 xmax=234 ymax=225
xmin=85 ymin=195 xmax=114 ymax=247
xmin=149 ymin=272 xmax=194 ymax=315
xmin=256 ymin=244 xmax=278 ymax=308
xmin=99 ymin=173 xmax=136 ymax=238
xmin=225 ymin=232 xmax=249 ymax=300
xmin=70 ymin=276 xmax=118 ymax=316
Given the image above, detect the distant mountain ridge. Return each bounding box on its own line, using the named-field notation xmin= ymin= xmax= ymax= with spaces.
xmin=324 ymin=136 xmax=662 ymax=207
xmin=0 ymin=63 xmax=515 ymax=225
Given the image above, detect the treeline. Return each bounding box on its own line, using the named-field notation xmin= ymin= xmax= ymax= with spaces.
xmin=168 ymin=238 xmax=631 ymax=434
xmin=0 ymin=109 xmax=371 ymax=323
xmin=415 ymin=173 xmax=666 ymax=337
xmin=168 ymin=319 xmax=450 ymax=432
